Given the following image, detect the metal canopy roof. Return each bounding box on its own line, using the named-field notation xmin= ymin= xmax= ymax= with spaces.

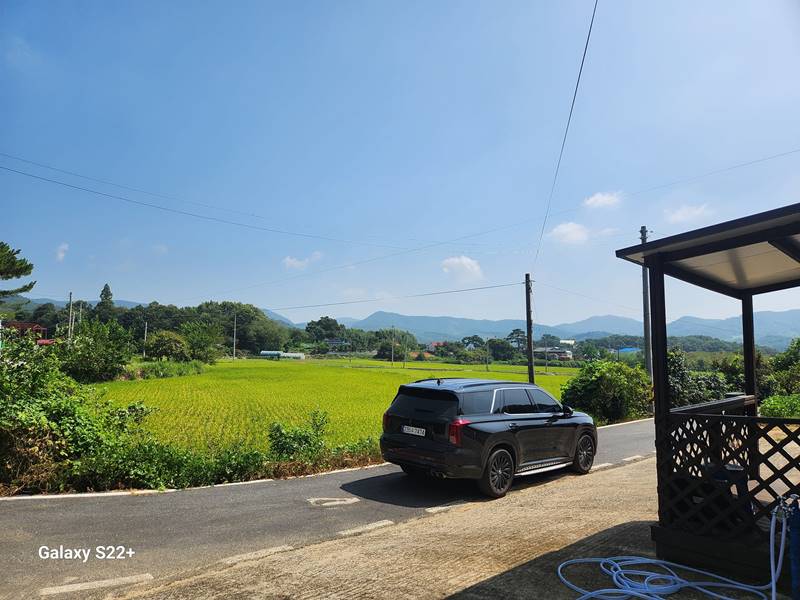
xmin=616 ymin=202 xmax=800 ymax=298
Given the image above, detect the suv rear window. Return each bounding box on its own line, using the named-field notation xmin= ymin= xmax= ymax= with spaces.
xmin=459 ymin=390 xmax=494 ymax=415
xmin=390 ymin=388 xmax=459 ymax=419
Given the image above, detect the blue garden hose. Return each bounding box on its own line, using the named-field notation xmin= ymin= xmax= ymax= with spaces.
xmin=558 ymin=498 xmax=792 ymax=600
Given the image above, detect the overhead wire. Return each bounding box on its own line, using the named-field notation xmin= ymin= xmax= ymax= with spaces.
xmin=532 ymin=0 xmax=599 ymax=267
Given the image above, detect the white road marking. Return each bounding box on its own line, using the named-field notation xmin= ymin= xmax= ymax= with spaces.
xmin=337 ymin=520 xmax=394 ymax=536
xmin=39 ymin=573 xmax=153 ymax=596
xmin=217 ymin=545 xmax=293 ymax=566
xmin=425 ymin=503 xmax=465 ymax=514
xmin=590 ymin=463 xmax=613 ymax=470
xmin=597 ymin=417 xmax=653 ymax=429
xmin=623 ymin=455 xmax=644 ymax=462
xmin=307 ymin=497 xmax=360 ymax=507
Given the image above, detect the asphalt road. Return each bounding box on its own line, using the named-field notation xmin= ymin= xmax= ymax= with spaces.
xmin=0 ymin=418 xmax=653 ymax=599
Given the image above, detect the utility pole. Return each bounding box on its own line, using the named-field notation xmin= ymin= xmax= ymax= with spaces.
xmin=142 ymin=320 xmax=148 ymax=359
xmin=78 ymin=303 xmax=82 ymax=324
xmin=402 ymin=339 xmax=406 ymax=368
xmin=391 ymin=326 xmax=395 ymax=366
xmin=640 ymin=226 xmax=653 ymax=380
xmin=525 ymin=273 xmax=535 ymax=384
xmin=67 ymin=291 xmax=74 ymax=345
xmin=232 ymin=313 xmax=237 ymax=360
xmin=485 ymin=337 xmax=491 ymax=372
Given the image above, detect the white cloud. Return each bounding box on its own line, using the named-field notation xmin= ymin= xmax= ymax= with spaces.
xmin=549 ymin=222 xmax=589 ymax=244
xmin=152 ymin=243 xmax=169 ymax=255
xmin=664 ymin=203 xmax=713 ymax=224
xmin=441 ymin=255 xmax=484 ymax=282
xmin=598 ymin=227 xmax=620 ymax=236
xmin=55 ymin=242 xmax=69 ymax=262
xmin=282 ymin=251 xmax=323 ymax=270
xmin=583 ymin=191 xmax=621 ymax=209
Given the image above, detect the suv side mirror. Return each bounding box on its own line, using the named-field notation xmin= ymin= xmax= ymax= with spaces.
xmin=562 ymin=405 xmax=573 ymax=417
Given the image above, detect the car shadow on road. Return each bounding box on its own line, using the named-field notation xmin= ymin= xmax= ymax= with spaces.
xmin=446 ymin=521 xmax=656 ymax=600
xmin=341 ymin=468 xmax=578 ymax=508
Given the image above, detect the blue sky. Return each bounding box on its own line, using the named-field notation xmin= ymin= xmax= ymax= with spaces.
xmin=3 ymin=1 xmax=800 ymax=326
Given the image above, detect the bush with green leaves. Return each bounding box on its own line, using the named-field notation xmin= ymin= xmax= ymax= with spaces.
xmin=146 ymin=330 xmax=191 ymax=362
xmin=122 ymin=360 xmax=204 ymax=380
xmin=0 ymin=333 xmax=148 ymax=494
xmin=57 ymin=318 xmax=132 ymax=383
xmin=759 ymin=395 xmax=800 ymax=419
xmin=267 ymin=410 xmax=328 ymax=462
xmin=560 ymin=360 xmax=652 ymax=423
xmin=667 ymin=349 xmax=726 ymax=407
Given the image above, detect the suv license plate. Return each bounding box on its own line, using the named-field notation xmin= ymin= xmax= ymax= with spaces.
xmin=402 ymin=425 xmax=426 ymax=437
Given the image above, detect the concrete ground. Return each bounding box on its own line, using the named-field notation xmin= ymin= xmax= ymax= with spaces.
xmin=100 ymin=458 xmax=662 ymax=600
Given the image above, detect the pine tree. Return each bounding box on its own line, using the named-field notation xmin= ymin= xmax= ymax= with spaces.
xmin=0 ymin=242 xmax=35 ymax=299
xmin=95 ymin=283 xmax=115 ymax=322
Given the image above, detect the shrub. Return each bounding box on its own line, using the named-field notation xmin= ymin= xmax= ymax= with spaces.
xmin=0 ymin=334 xmax=148 ymax=494
xmin=267 ymin=410 xmax=328 ymax=462
xmin=122 ymin=360 xmax=205 ymax=380
xmin=760 ymin=395 xmax=800 ymax=419
xmin=667 ymin=350 xmax=726 ymax=407
xmin=57 ymin=319 xmax=132 ymax=383
xmin=147 ymin=330 xmax=191 ymax=362
xmin=560 ymin=360 xmax=652 ymax=423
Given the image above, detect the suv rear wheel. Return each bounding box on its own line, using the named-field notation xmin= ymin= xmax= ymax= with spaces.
xmin=572 ymin=434 xmax=594 ymax=474
xmin=478 ymin=448 xmax=514 ymax=498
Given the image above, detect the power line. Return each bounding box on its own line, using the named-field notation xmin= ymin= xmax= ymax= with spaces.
xmin=268 ymin=282 xmax=524 ymax=311
xmin=0 ymin=151 xmax=490 ymax=250
xmin=532 ymin=0 xmax=599 ymax=267
xmin=548 ymin=147 xmax=800 ymax=220
xmin=0 ymin=165 xmax=408 ymax=251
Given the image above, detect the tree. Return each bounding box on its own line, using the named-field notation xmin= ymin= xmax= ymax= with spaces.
xmin=94 ymin=284 xmax=116 ymax=323
xmin=305 ymin=316 xmax=345 ymax=342
xmin=179 ymin=322 xmax=222 ymax=363
xmin=31 ymin=303 xmax=62 ymax=332
xmin=461 ymin=335 xmax=485 ymax=349
xmin=146 ymin=330 xmax=191 ymax=362
xmin=538 ymin=334 xmax=561 ymax=348
xmin=376 ymin=340 xmax=404 ymax=361
xmin=57 ymin=319 xmax=133 ymax=382
xmin=487 ymin=338 xmax=515 ymax=361
xmin=0 ymin=242 xmax=35 ymax=298
xmin=506 ymin=329 xmax=527 ymax=351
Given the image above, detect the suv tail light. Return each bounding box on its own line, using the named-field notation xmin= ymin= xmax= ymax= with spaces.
xmin=382 ymin=412 xmax=390 ymax=432
xmin=448 ymin=418 xmax=471 ymax=446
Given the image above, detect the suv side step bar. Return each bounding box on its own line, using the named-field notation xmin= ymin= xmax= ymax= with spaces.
xmin=514 ymin=460 xmax=572 ymax=478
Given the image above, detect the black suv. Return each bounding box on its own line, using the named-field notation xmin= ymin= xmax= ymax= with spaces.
xmin=380 ymin=378 xmax=596 ymax=497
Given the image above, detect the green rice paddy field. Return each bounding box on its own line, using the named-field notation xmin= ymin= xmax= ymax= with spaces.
xmin=100 ymin=358 xmax=577 ymax=450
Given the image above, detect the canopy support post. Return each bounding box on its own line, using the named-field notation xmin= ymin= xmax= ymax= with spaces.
xmin=742 ymin=293 xmax=757 ymax=415
xmin=647 ymin=255 xmax=669 ymax=527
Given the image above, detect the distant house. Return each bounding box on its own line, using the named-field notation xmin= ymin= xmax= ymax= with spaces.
xmin=426 ymin=341 xmax=446 ymax=352
xmin=3 ymin=321 xmax=53 ymax=345
xmin=4 ymin=321 xmax=47 ymax=337
xmin=533 ymin=346 xmax=573 ymax=361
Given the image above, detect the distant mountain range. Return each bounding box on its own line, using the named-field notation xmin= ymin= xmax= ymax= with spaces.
xmin=292 ymin=310 xmax=800 ymax=350
xmin=9 ymin=296 xmax=800 ymax=350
